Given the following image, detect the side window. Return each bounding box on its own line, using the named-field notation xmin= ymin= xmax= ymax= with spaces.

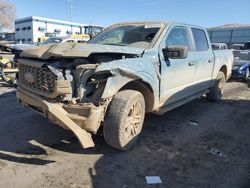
xmin=166 ymin=27 xmax=191 ymax=49
xmin=191 ymin=28 xmax=209 ymax=51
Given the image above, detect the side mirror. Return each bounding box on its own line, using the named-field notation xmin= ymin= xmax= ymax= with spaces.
xmin=162 ymin=45 xmax=188 ymax=59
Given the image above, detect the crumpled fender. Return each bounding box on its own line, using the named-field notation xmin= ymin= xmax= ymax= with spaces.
xmin=95 ymin=55 xmax=160 ymax=109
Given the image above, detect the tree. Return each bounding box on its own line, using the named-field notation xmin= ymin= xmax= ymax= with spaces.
xmin=0 ymin=0 xmax=16 ymax=30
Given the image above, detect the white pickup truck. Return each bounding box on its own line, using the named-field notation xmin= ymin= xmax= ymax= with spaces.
xmin=17 ymin=21 xmax=233 ymax=150
xmin=232 ymin=41 xmax=250 ymax=61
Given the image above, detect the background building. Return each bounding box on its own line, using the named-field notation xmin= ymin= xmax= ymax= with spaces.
xmin=207 ymin=24 xmax=250 ymax=45
xmin=0 ymin=32 xmax=15 ymax=41
xmin=15 ymin=16 xmax=88 ymax=43
xmin=0 ymin=26 xmax=15 ymax=42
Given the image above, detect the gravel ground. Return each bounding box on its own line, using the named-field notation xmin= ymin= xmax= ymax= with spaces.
xmin=0 ymin=81 xmax=249 ymax=188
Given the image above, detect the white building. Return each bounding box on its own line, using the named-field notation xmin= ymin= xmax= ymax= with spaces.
xmin=15 ymin=16 xmax=88 ymax=44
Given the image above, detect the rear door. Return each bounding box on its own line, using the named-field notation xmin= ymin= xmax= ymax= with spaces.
xmin=190 ymin=28 xmax=215 ymax=91
xmin=159 ymin=25 xmax=196 ymax=106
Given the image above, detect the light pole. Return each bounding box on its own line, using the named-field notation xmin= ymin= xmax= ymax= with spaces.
xmin=68 ymin=0 xmax=73 ymax=22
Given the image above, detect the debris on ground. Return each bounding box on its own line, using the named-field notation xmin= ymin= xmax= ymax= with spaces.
xmin=188 ymin=120 xmax=199 ymax=127
xmin=0 ymin=82 xmax=249 ymax=187
xmin=209 ymin=148 xmax=228 ymax=160
xmin=61 ymin=140 xmax=71 ymax=144
xmin=145 ymin=176 xmax=162 ymax=184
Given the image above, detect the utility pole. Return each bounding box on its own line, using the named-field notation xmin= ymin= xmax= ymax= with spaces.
xmin=68 ymin=0 xmax=73 ymax=22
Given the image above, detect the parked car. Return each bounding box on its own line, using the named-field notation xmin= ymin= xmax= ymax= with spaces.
xmin=229 ymin=43 xmax=244 ymax=50
xmin=41 ymin=36 xmax=90 ymax=45
xmin=231 ymin=58 xmax=250 ymax=82
xmin=16 ymin=21 xmax=233 ymax=150
xmin=232 ymin=41 xmax=250 ymax=61
xmin=38 ymin=26 xmax=104 ymax=43
xmin=211 ymin=43 xmax=228 ymax=50
xmin=241 ymin=41 xmax=250 ymax=50
xmin=2 ymin=36 xmax=92 ymax=56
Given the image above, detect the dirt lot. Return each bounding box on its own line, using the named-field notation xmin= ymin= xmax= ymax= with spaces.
xmin=0 ymin=81 xmax=249 ymax=188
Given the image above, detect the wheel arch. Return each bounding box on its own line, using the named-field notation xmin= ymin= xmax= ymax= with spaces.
xmin=119 ymin=80 xmax=155 ymax=112
xmin=219 ymin=65 xmax=227 ymax=78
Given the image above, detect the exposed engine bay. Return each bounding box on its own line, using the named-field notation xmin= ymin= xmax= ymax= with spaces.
xmin=56 ymin=53 xmax=138 ymax=103
xmin=19 ymin=52 xmax=139 ymax=106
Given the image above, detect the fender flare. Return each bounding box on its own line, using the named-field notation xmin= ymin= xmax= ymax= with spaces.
xmin=101 ymin=68 xmax=143 ymax=99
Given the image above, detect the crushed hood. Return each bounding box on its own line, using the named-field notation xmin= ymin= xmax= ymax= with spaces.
xmin=20 ymin=43 xmax=144 ymax=60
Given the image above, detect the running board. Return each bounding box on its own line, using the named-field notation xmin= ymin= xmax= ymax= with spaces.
xmin=155 ymin=90 xmax=208 ymax=115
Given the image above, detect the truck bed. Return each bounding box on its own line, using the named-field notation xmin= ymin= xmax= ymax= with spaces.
xmin=213 ymin=49 xmax=234 ymax=79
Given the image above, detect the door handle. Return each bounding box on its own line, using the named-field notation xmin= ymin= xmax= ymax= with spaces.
xmin=208 ymin=59 xmax=214 ymax=63
xmin=188 ymin=62 xmax=195 ymax=66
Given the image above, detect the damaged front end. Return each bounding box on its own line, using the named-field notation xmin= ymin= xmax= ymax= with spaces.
xmin=16 ymin=50 xmax=141 ymax=148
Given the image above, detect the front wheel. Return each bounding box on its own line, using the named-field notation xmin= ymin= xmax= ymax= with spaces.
xmin=206 ymin=71 xmax=226 ymax=102
xmin=103 ymin=90 xmax=145 ymax=150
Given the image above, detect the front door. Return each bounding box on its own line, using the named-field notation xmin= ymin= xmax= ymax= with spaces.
xmin=159 ymin=26 xmax=196 ymax=106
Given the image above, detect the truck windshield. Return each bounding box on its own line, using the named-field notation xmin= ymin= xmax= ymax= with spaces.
xmin=89 ymin=24 xmax=163 ymax=48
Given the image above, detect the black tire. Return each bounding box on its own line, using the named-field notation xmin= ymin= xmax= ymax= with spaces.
xmin=206 ymin=71 xmax=226 ymax=102
xmin=103 ymin=90 xmax=145 ymax=150
xmin=242 ymin=68 xmax=249 ymax=82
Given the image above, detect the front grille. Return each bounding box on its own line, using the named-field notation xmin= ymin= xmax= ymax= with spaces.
xmin=19 ymin=63 xmax=57 ymax=93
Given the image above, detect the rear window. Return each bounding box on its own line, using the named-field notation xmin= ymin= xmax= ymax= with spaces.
xmin=191 ymin=28 xmax=209 ymax=51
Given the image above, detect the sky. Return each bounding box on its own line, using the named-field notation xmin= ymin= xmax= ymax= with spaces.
xmin=9 ymin=0 xmax=250 ymax=27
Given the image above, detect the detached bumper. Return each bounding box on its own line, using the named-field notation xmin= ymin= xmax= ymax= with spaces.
xmin=16 ymin=87 xmax=104 ymax=148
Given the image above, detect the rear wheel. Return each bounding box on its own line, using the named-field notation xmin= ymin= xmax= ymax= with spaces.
xmin=206 ymin=71 xmax=226 ymax=102
xmin=103 ymin=90 xmax=145 ymax=150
